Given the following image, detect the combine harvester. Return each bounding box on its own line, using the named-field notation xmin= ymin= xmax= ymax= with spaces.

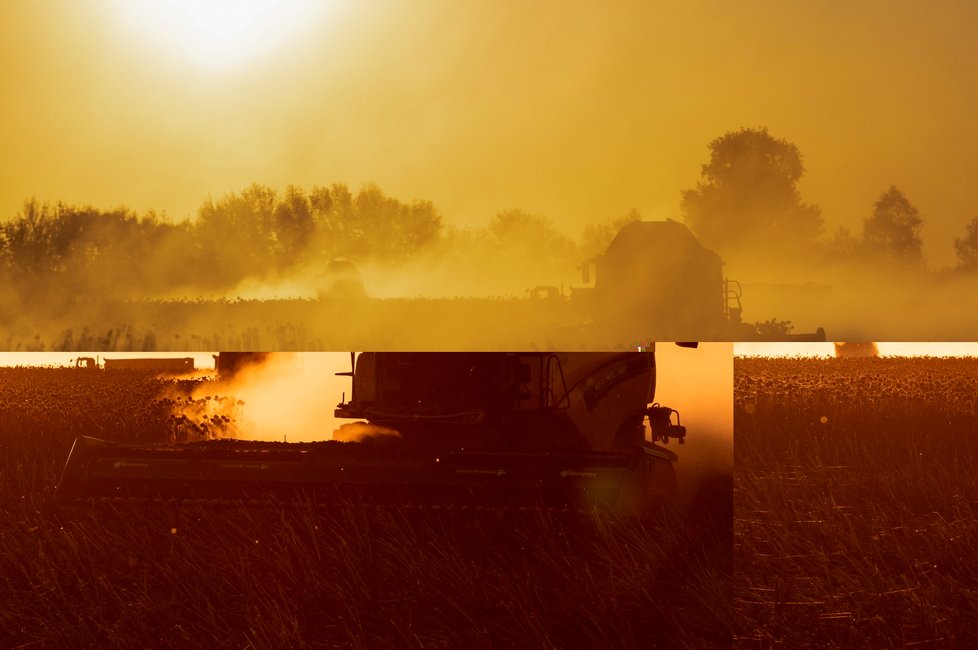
xmin=334 ymin=219 xmax=827 ymax=345
xmin=57 ymin=349 xmax=695 ymax=514
xmin=316 ymin=219 xmax=826 ymax=350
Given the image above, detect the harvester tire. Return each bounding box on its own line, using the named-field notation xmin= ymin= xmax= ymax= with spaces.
xmin=616 ymin=451 xmax=677 ymax=519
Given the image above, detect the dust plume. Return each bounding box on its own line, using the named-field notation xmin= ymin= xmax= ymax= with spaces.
xmin=0 ymin=189 xmax=593 ymax=351
xmin=730 ymin=255 xmax=978 ymax=342
xmin=13 ymin=176 xmax=978 ymax=348
xmin=168 ymin=353 xmax=350 ymax=442
xmin=154 ymin=376 xmax=242 ymax=442
xmin=332 ymin=422 xmax=401 ymax=442
xmin=833 ymin=342 xmax=879 ymax=358
xmin=652 ymin=343 xmax=732 ymax=518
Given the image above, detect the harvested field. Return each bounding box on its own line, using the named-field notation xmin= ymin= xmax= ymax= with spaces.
xmin=735 ymin=356 xmax=978 ymax=647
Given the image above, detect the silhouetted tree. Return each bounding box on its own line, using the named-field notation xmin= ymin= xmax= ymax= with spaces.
xmin=308 ymin=183 xmax=441 ymax=263
xmin=489 ymin=210 xmax=574 ymax=252
xmin=823 ymin=225 xmax=859 ymax=261
xmin=487 ymin=209 xmax=578 ymax=269
xmin=2 ymin=199 xmax=53 ymax=274
xmin=356 ymin=184 xmax=442 ymax=261
xmin=954 ymin=216 xmax=978 ymax=270
xmin=1 ymin=199 xmax=204 ymax=301
xmin=2 ymin=182 xmax=443 ymax=305
xmin=861 ymin=186 xmax=924 ymax=264
xmin=681 ymin=127 xmax=823 ymax=257
xmin=309 ymin=183 xmax=354 ymax=257
xmin=271 ymin=185 xmax=314 ymax=266
xmin=400 ymin=199 xmax=442 ymax=254
xmin=196 ymin=183 xmax=281 ymax=282
xmin=579 ymin=209 xmax=640 ymax=258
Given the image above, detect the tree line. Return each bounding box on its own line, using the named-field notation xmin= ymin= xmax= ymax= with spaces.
xmin=680 ymin=127 xmax=978 ymax=271
xmin=3 ymin=129 xmax=977 ymax=310
xmin=0 ymin=183 xmax=594 ymax=305
xmin=0 ymin=183 xmax=446 ymax=296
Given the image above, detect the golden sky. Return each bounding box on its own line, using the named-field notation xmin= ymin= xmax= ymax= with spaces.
xmin=2 ymin=1 xmax=977 ymax=265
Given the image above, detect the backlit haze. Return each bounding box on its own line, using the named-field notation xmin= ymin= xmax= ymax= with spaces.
xmin=3 ymin=1 xmax=978 ymax=266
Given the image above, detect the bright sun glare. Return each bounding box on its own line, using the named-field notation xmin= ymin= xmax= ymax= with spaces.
xmin=112 ymin=0 xmax=325 ymax=70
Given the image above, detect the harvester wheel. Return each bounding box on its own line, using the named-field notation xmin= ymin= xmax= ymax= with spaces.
xmin=616 ymin=451 xmax=678 ymax=519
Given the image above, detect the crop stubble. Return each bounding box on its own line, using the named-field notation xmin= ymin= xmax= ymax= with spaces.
xmin=735 ymin=356 xmax=978 ymax=647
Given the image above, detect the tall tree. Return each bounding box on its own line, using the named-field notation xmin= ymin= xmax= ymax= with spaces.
xmin=489 ymin=210 xmax=574 ymax=253
xmin=195 ymin=183 xmax=279 ymax=281
xmin=272 ymin=185 xmax=314 ymax=266
xmin=309 ymin=183 xmax=354 ymax=257
xmin=579 ymin=209 xmax=640 ymax=258
xmin=955 ymin=216 xmax=978 ymax=270
xmin=861 ymin=186 xmax=924 ymax=264
xmin=307 ymin=183 xmax=442 ymax=263
xmin=681 ymin=127 xmax=823 ymax=257
xmin=823 ymin=225 xmax=859 ymax=261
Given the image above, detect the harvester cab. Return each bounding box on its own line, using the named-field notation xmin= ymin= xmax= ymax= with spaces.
xmin=574 ymin=220 xmax=730 ymax=340
xmin=334 ymin=353 xmax=578 ymax=450
xmin=335 ymin=352 xmax=688 ymax=449
xmin=328 ymin=351 xmax=690 ymax=510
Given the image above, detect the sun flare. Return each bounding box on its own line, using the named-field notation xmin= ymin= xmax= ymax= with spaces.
xmin=111 ymin=0 xmax=327 ymax=70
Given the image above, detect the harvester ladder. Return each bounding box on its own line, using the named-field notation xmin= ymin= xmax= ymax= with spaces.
xmin=724 ymin=279 xmax=743 ymax=325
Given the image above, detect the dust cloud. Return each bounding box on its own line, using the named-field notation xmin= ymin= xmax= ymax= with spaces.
xmin=724 ymin=250 xmax=978 ymax=341
xmin=652 ymin=343 xmax=732 ymax=513
xmin=833 ymin=342 xmax=879 ymax=358
xmin=6 ymin=175 xmax=978 ymax=349
xmin=332 ymin=422 xmax=401 ymax=443
xmin=169 ymin=353 xmax=351 ymax=443
xmin=0 ymin=192 xmax=596 ymax=351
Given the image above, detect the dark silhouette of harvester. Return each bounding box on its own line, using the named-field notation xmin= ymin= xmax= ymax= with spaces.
xmin=56 ymin=350 xmax=693 ymax=514
xmin=577 ymin=220 xmax=739 ymax=340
